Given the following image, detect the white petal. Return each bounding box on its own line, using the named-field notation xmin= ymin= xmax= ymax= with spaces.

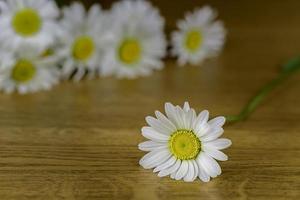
xmin=194 ymin=122 xmax=210 ymax=138
xmin=154 ymin=111 xmax=177 ymax=132
xmin=139 ymin=149 xmax=171 ymax=169
xmin=203 ymin=138 xmax=232 ymax=150
xmin=208 ymin=116 xmax=226 ymax=128
xmin=195 ymin=110 xmax=209 ymax=126
xmin=170 ymin=171 xmax=176 ymax=179
xmin=183 ymin=160 xmax=195 ymax=182
xmin=196 ymin=152 xmax=221 ymax=177
xmin=175 ymin=106 xmax=185 ymax=128
xmin=201 ymin=128 xmax=224 ymax=142
xmin=191 ymin=109 xmax=197 ymax=121
xmin=158 ymin=159 xmax=181 ymax=177
xmin=141 ymin=127 xmax=169 ymax=142
xmin=191 ymin=160 xmax=199 ymax=181
xmin=175 ymin=160 xmax=189 ymax=180
xmin=181 ymin=111 xmax=189 ymax=130
xmin=203 ymin=146 xmax=228 ymax=161
xmin=146 ymin=116 xmax=172 ymax=135
xmin=193 ymin=110 xmax=209 ymax=134
xmin=198 ymin=162 xmax=210 ymax=182
xmin=183 ymin=101 xmax=190 ymax=112
xmin=165 ymin=102 xmax=180 ymax=128
xmin=185 ymin=109 xmax=194 ymax=130
xmin=138 ymin=141 xmax=166 ymax=151
xmin=153 ymin=156 xmax=176 ymax=173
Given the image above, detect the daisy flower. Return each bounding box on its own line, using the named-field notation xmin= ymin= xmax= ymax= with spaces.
xmin=0 ymin=45 xmax=60 ymax=94
xmin=57 ymin=2 xmax=110 ymax=81
xmin=100 ymin=0 xmax=167 ymax=79
xmin=0 ymin=0 xmax=59 ymax=49
xmin=138 ymin=102 xmax=231 ymax=182
xmin=171 ymin=6 xmax=226 ymax=66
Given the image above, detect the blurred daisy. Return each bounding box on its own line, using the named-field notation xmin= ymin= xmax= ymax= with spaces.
xmin=57 ymin=2 xmax=109 ymax=81
xmin=100 ymin=0 xmax=167 ymax=78
xmin=0 ymin=45 xmax=60 ymax=94
xmin=139 ymin=102 xmax=231 ymax=182
xmin=171 ymin=6 xmax=226 ymax=66
xmin=0 ymin=0 xmax=59 ymax=49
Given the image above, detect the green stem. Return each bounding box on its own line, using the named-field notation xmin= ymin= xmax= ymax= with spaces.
xmin=226 ymin=56 xmax=300 ymax=123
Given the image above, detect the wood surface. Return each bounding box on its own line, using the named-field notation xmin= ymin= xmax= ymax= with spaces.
xmin=0 ymin=0 xmax=300 ymax=199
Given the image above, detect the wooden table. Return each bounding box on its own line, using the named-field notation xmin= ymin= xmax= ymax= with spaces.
xmin=0 ymin=0 xmax=300 ymax=199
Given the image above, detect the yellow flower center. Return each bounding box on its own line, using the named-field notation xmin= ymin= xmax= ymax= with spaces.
xmin=72 ymin=36 xmax=95 ymax=61
xmin=185 ymin=30 xmax=203 ymax=52
xmin=118 ymin=39 xmax=141 ymax=65
xmin=169 ymin=130 xmax=201 ymax=160
xmin=12 ymin=8 xmax=42 ymax=37
xmin=11 ymin=60 xmax=36 ymax=83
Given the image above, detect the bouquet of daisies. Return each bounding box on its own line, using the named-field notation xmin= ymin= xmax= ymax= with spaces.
xmin=0 ymin=0 xmax=225 ymax=94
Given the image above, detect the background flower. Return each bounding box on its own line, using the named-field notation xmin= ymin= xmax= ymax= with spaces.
xmin=0 ymin=0 xmax=59 ymax=50
xmin=100 ymin=0 xmax=167 ymax=78
xmin=0 ymin=45 xmax=60 ymax=94
xmin=171 ymin=6 xmax=226 ymax=66
xmin=56 ymin=2 xmax=112 ymax=81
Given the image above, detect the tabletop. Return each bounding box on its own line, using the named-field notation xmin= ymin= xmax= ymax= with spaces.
xmin=0 ymin=0 xmax=300 ymax=199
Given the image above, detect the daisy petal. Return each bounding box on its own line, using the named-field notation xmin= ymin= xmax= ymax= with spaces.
xmin=158 ymin=159 xmax=181 ymax=177
xmin=198 ymin=162 xmax=210 ymax=182
xmin=165 ymin=102 xmax=180 ymax=128
xmin=183 ymin=101 xmax=190 ymax=112
xmin=204 ymin=138 xmax=232 ymax=150
xmin=175 ymin=160 xmax=189 ymax=180
xmin=175 ymin=106 xmax=185 ymax=128
xmin=185 ymin=109 xmax=195 ymax=131
xmin=183 ymin=160 xmax=195 ymax=182
xmin=208 ymin=116 xmax=226 ymax=128
xmin=201 ymin=128 xmax=224 ymax=142
xmin=192 ymin=160 xmax=199 ymax=181
xmin=153 ymin=156 xmax=176 ymax=173
xmin=170 ymin=171 xmax=176 ymax=179
xmin=138 ymin=141 xmax=166 ymax=151
xmin=193 ymin=110 xmax=209 ymax=134
xmin=197 ymin=152 xmax=220 ymax=178
xmin=203 ymin=146 xmax=228 ymax=161
xmin=195 ymin=110 xmax=209 ymax=126
xmin=141 ymin=127 xmax=169 ymax=142
xmin=146 ymin=116 xmax=172 ymax=135
xmin=155 ymin=111 xmax=177 ymax=132
xmin=139 ymin=148 xmax=171 ymax=169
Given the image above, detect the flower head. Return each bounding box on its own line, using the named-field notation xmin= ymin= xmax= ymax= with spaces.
xmin=100 ymin=0 xmax=167 ymax=78
xmin=0 ymin=45 xmax=60 ymax=94
xmin=0 ymin=0 xmax=59 ymax=49
xmin=57 ymin=2 xmax=109 ymax=81
xmin=171 ymin=6 xmax=226 ymax=66
xmin=139 ymin=102 xmax=231 ymax=182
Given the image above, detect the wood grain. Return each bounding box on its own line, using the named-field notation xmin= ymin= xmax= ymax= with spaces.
xmin=0 ymin=0 xmax=300 ymax=199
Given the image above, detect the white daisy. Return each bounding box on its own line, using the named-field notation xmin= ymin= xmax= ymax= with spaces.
xmin=138 ymin=102 xmax=231 ymax=182
xmin=171 ymin=6 xmax=226 ymax=66
xmin=0 ymin=45 xmax=60 ymax=94
xmin=100 ymin=0 xmax=167 ymax=79
xmin=0 ymin=0 xmax=59 ymax=49
xmin=57 ymin=2 xmax=110 ymax=81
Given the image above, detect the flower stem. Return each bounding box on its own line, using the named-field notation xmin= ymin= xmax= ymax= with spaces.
xmin=226 ymin=56 xmax=300 ymax=123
